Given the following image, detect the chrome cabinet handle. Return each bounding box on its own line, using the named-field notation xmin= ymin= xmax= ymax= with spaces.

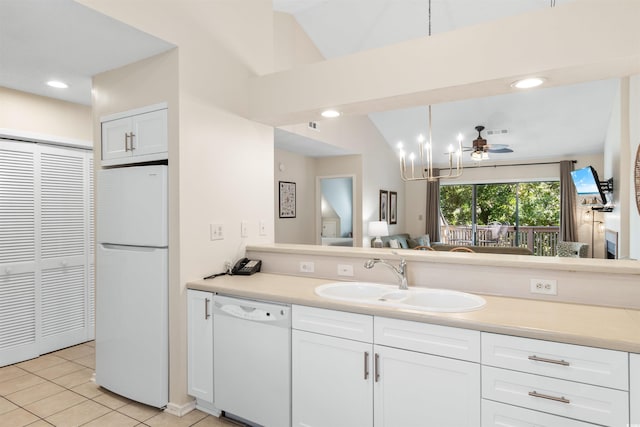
xmin=124 ymin=133 xmax=130 ymax=151
xmin=204 ymin=298 xmax=210 ymax=319
xmin=528 ymin=355 xmax=570 ymax=366
xmin=129 ymin=132 xmax=136 ymax=151
xmin=364 ymin=352 xmax=369 ymax=380
xmin=374 ymin=353 xmax=380 ymax=382
xmin=529 ymin=390 xmax=570 ymax=404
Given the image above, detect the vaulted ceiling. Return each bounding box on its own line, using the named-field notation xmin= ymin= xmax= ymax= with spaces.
xmin=272 ymin=0 xmax=619 ymax=163
xmin=0 ymin=0 xmax=620 ymax=164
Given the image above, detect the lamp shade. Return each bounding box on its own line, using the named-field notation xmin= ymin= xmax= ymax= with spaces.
xmin=368 ymin=221 xmax=389 ymax=237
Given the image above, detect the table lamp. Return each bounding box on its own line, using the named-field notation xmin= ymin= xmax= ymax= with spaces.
xmin=369 ymin=221 xmax=389 ymax=248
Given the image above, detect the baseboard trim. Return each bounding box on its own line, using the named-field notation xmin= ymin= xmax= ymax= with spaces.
xmin=165 ymin=400 xmax=197 ymax=417
xmin=195 ymin=400 xmax=222 ymax=417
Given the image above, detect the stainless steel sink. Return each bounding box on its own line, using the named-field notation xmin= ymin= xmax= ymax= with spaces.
xmin=315 ymin=282 xmax=486 ymax=313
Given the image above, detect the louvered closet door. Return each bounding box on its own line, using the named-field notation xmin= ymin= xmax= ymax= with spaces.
xmin=38 ymin=145 xmax=88 ymax=353
xmin=0 ymin=140 xmax=38 ymax=366
xmin=87 ymin=156 xmax=95 ymax=340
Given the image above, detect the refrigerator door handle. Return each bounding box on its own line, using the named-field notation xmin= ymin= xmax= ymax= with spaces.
xmin=99 ymin=243 xmax=164 ymax=252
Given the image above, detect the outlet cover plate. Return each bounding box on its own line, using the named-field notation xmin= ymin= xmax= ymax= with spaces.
xmin=299 ymin=261 xmax=315 ymax=273
xmin=337 ymin=264 xmax=354 ymax=276
xmin=530 ymin=278 xmax=557 ymax=295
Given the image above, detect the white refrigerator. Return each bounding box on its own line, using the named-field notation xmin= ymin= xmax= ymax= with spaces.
xmin=96 ymin=164 xmax=168 ymax=408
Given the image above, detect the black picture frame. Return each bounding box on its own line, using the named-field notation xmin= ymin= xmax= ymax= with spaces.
xmin=379 ymin=190 xmax=388 ymax=222
xmin=389 ymin=191 xmax=397 ymax=224
xmin=279 ymin=181 xmax=296 ymax=218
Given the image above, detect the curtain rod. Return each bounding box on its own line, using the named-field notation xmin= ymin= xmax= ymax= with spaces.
xmin=460 ymin=160 xmax=577 ymax=169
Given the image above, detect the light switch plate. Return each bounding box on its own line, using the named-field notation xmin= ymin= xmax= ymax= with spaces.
xmin=210 ymin=223 xmax=224 ymax=240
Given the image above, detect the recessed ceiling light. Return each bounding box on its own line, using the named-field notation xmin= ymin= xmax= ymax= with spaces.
xmin=511 ymin=77 xmax=546 ymax=89
xmin=47 ymin=80 xmax=69 ymax=89
xmin=321 ymin=109 xmax=341 ymax=118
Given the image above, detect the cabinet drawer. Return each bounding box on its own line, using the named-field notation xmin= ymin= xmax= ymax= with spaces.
xmin=375 ymin=316 xmax=480 ymax=362
xmin=482 ymin=366 xmax=629 ymax=427
xmin=482 ymin=332 xmax=628 ymax=390
xmin=292 ymin=305 xmax=373 ymax=342
xmin=482 ymin=399 xmax=596 ymax=427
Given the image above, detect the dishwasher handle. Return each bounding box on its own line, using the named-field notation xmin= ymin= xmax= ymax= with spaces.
xmin=212 ymin=295 xmax=291 ymax=327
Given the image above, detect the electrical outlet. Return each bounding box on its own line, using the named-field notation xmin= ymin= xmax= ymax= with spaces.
xmin=241 ymin=221 xmax=249 ymax=237
xmin=210 ymin=223 xmax=224 ymax=240
xmin=530 ymin=278 xmax=557 ymax=295
xmin=299 ymin=261 xmax=315 ymax=273
xmin=337 ymin=264 xmax=354 ymax=276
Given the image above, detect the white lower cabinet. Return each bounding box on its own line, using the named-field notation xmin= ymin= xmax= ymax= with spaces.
xmin=482 ymin=332 xmax=629 ymax=427
xmin=187 ymin=290 xmax=215 ymax=410
xmin=482 ymin=399 xmax=596 ymax=427
xmin=188 ymin=296 xmax=635 ymax=427
xmin=291 ymin=305 xmax=480 ymax=427
xmin=374 ymin=344 xmax=480 ymax=427
xmin=292 ymin=330 xmax=373 ymax=427
xmin=632 ymin=353 xmax=639 ymax=425
xmin=482 ymin=365 xmax=628 ymax=426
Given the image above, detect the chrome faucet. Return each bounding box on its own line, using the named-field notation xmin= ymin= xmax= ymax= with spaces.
xmin=364 ymin=258 xmax=408 ymax=290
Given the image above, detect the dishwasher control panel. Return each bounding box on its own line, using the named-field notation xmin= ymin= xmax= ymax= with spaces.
xmin=212 ymin=295 xmax=291 ymax=326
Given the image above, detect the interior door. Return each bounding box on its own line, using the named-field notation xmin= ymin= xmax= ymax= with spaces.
xmin=39 ymin=145 xmax=89 ymax=353
xmin=0 ymin=140 xmax=38 ymax=366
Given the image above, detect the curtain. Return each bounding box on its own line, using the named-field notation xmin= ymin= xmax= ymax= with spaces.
xmin=425 ymin=169 xmax=440 ymax=242
xmin=559 ymin=160 xmax=577 ymax=241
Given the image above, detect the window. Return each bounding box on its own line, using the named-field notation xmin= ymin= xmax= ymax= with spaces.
xmin=440 ymin=181 xmax=560 ymax=255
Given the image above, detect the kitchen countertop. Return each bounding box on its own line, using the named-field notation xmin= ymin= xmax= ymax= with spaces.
xmin=187 ymin=273 xmax=640 ymax=353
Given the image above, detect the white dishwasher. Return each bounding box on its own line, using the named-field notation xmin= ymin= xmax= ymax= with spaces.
xmin=212 ymin=295 xmax=291 ymax=427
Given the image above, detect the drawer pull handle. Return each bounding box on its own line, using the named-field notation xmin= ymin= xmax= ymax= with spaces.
xmin=374 ymin=353 xmax=380 ymax=382
xmin=528 ymin=391 xmax=570 ymax=404
xmin=528 ymin=355 xmax=570 ymax=366
xmin=364 ymin=352 xmax=369 ymax=380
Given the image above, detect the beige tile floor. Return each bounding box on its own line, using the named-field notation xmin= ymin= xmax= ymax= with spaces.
xmin=0 ymin=342 xmax=238 ymax=427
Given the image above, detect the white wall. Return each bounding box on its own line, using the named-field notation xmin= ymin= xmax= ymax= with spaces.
xmin=273 ymin=15 xmax=405 ymax=246
xmin=279 ymin=116 xmax=405 ymax=245
xmin=0 ymin=86 xmax=92 ymax=143
xmin=273 ymin=12 xmax=323 ymax=72
xmin=274 ymin=148 xmax=317 ymax=245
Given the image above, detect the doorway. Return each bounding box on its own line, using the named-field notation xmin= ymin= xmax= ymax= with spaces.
xmin=316 ymin=176 xmax=355 ymax=247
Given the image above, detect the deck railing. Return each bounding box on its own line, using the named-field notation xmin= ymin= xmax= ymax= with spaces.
xmin=441 ymin=225 xmax=561 ymax=256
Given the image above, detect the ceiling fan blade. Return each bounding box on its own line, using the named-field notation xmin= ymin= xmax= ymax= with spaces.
xmin=486 ymin=143 xmax=509 ymax=149
xmin=488 ymin=147 xmax=514 ymax=153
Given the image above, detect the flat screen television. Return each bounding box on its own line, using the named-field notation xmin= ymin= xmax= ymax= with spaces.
xmin=570 ymin=166 xmax=607 ymax=205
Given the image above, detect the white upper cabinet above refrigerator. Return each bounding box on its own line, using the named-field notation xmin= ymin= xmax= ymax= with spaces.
xmin=101 ymin=103 xmax=168 ymax=167
xmin=97 ymin=165 xmax=168 ymax=247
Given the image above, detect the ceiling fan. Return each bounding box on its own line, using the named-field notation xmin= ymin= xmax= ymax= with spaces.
xmin=465 ymin=125 xmax=513 ymax=160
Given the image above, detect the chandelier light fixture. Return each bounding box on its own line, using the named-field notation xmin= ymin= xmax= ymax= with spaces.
xmin=397 ymin=0 xmax=463 ymax=181
xmin=398 ymin=105 xmax=464 ymax=181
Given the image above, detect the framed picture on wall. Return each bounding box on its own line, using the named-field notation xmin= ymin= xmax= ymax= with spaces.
xmin=279 ymin=181 xmax=296 ymax=218
xmin=379 ymin=190 xmax=388 ymax=222
xmin=389 ymin=191 xmax=397 ymax=224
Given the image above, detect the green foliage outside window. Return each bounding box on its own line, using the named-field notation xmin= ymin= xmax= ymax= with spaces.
xmin=440 ymin=181 xmax=560 ymax=226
